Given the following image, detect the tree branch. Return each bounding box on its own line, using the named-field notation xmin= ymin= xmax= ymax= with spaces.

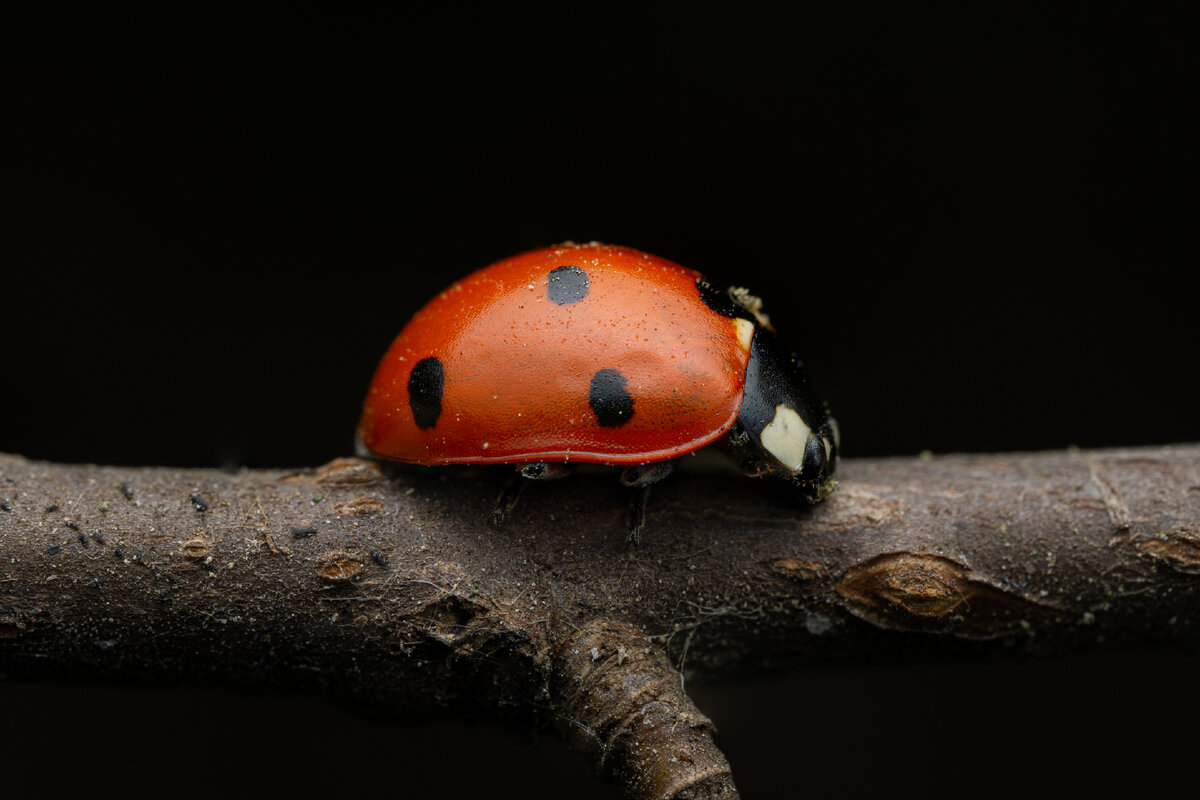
xmin=2 ymin=446 xmax=1198 ymax=798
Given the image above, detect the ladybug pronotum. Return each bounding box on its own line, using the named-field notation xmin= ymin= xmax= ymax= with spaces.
xmin=358 ymin=242 xmax=838 ymax=541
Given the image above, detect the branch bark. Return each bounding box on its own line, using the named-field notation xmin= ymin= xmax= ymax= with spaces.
xmin=2 ymin=446 xmax=1198 ymax=798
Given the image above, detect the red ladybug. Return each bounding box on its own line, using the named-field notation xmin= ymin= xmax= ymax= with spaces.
xmin=359 ymin=242 xmax=838 ymax=541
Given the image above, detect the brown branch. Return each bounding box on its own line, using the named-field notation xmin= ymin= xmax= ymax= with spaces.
xmin=2 ymin=446 xmax=1199 ymax=798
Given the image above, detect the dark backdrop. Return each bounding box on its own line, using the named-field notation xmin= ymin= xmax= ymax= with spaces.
xmin=3 ymin=3 xmax=1194 ymax=797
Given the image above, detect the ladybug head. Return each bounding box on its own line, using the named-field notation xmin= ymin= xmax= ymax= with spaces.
xmin=727 ymin=325 xmax=839 ymax=503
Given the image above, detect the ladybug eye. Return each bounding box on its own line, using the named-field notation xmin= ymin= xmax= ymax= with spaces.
xmin=801 ymin=434 xmax=827 ymax=479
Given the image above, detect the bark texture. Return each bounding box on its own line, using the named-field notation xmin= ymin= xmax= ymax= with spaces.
xmin=2 ymin=446 xmax=1199 ymax=798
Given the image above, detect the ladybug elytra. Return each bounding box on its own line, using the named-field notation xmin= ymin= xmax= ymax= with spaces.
xmin=359 ymin=242 xmax=838 ymax=541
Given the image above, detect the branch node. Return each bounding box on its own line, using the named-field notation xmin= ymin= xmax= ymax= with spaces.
xmin=554 ymin=619 xmax=737 ymax=799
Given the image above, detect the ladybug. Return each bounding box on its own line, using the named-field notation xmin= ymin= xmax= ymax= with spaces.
xmin=358 ymin=242 xmax=838 ymax=541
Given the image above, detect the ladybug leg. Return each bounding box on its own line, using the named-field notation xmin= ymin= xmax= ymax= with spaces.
xmin=488 ymin=478 xmax=527 ymax=529
xmin=488 ymin=462 xmax=570 ymax=529
xmin=620 ymin=462 xmax=674 ymax=545
xmin=626 ymin=488 xmax=652 ymax=547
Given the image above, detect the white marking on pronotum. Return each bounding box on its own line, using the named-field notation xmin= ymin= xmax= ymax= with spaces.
xmin=760 ymin=403 xmax=812 ymax=471
xmin=734 ymin=318 xmax=755 ymax=353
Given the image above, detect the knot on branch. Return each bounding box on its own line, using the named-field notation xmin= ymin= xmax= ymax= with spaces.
xmin=554 ymin=618 xmax=736 ymax=800
xmin=315 ymin=552 xmax=366 ymax=582
xmin=1132 ymin=529 xmax=1200 ymax=576
xmin=412 ymin=593 xmax=493 ymax=649
xmin=836 ymin=552 xmax=1059 ymax=638
xmin=282 ymin=457 xmax=386 ymax=486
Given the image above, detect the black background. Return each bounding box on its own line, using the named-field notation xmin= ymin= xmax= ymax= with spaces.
xmin=3 ymin=3 xmax=1195 ymax=797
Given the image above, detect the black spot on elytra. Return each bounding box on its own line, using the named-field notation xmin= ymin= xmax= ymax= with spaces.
xmin=408 ymin=357 xmax=444 ymax=429
xmin=548 ymin=266 xmax=589 ymax=305
xmin=589 ymin=368 xmax=634 ymax=427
